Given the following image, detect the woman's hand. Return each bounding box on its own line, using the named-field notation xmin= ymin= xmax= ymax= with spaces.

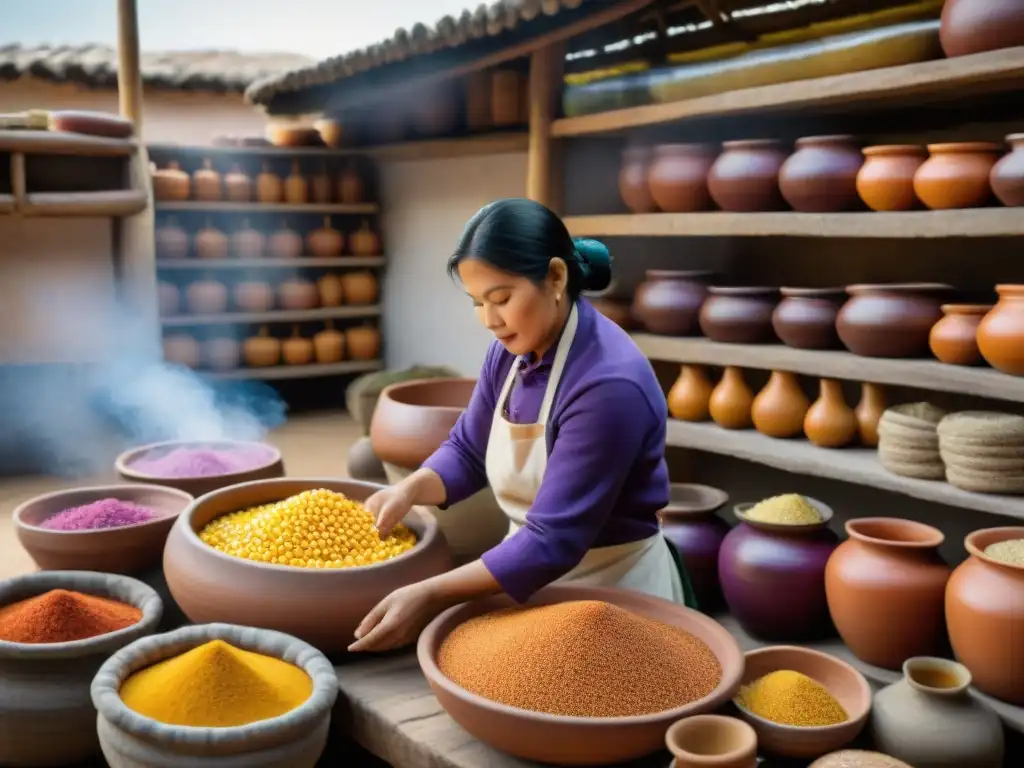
xmin=348 ymin=581 xmax=446 ymax=653
xmin=363 ymin=484 xmax=413 ymax=538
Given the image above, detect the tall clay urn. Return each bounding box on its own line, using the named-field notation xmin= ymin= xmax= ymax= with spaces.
xmin=825 ymin=518 xmax=951 ymax=671
xmin=658 ymin=484 xmax=730 ymax=612
xmin=718 ymin=501 xmax=839 ymax=641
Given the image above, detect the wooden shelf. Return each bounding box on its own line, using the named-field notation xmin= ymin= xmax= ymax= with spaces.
xmin=16 ymin=190 xmax=148 ymax=217
xmin=147 ymin=142 xmax=358 ymax=158
xmin=162 ymin=305 xmax=381 ymax=327
xmin=156 ymin=256 xmax=385 ymax=270
xmin=665 ymin=420 xmax=1024 ymax=520
xmin=634 ymin=335 xmax=1024 ymax=404
xmin=564 ymin=210 xmax=1023 ymax=239
xmin=156 ymin=201 xmax=378 ymax=214
xmin=206 ymin=359 xmax=382 ymax=381
xmin=0 ymin=130 xmax=138 ymax=156
xmin=552 ymin=47 xmax=1024 ymax=137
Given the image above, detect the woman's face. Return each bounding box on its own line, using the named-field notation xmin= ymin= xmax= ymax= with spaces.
xmin=458 ymin=257 xmax=567 ymax=358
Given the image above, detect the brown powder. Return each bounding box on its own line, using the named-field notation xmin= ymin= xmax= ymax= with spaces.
xmin=437 ymin=599 xmax=722 ymax=717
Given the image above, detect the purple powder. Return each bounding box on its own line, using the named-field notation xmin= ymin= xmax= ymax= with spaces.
xmin=129 ymin=446 xmax=272 ymax=478
xmin=42 ymin=498 xmax=158 ymax=531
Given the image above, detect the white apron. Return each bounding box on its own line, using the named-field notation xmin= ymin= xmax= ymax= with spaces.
xmin=483 ymin=303 xmax=686 ymax=603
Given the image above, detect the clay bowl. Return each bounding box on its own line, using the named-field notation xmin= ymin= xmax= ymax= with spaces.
xmin=417 ymin=584 xmax=744 ymax=765
xmin=162 ymin=478 xmax=452 ymax=654
xmin=660 ymin=483 xmax=730 ymax=519
xmin=733 ymin=645 xmax=871 ymax=759
xmin=264 ymin=123 xmax=323 ymax=147
xmin=734 ymin=496 xmax=834 ymax=534
xmin=115 ymin=439 xmax=284 ymax=497
xmin=313 ymin=118 xmax=344 ymax=147
xmin=665 ymin=714 xmax=757 ymax=766
xmin=13 ymin=484 xmax=194 ymax=574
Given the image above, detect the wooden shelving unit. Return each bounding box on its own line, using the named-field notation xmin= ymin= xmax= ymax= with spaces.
xmin=162 ymin=305 xmax=381 ymax=328
xmin=157 ymin=201 xmax=378 ymax=215
xmin=156 ymin=256 xmax=385 ymax=270
xmin=207 ymin=359 xmax=382 ymax=381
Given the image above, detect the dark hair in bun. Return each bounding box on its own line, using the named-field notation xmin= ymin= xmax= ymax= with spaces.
xmin=448 ymin=197 xmax=612 ymax=298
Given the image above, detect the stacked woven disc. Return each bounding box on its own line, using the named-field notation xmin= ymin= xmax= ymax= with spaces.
xmin=938 ymin=411 xmax=1024 ymax=495
xmin=877 ymin=403 xmax=948 ymax=480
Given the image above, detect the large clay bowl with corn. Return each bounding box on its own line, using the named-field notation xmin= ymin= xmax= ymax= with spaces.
xmin=162 ymin=478 xmax=452 ymax=654
xmin=417 ymin=584 xmax=744 ymax=765
xmin=732 ymin=645 xmax=872 ymax=759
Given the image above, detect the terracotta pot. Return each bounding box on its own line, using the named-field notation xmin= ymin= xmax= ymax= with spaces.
xmin=588 ymin=298 xmax=635 ymax=330
xmin=779 ymin=135 xmax=864 ymax=212
xmin=338 ymin=163 xmax=364 ymax=204
xmin=317 ymin=273 xmax=344 ymax=307
xmin=278 ymin=278 xmax=319 ymax=310
xmin=945 ymin=526 xmax=1024 ymax=705
xmin=709 ymin=367 xmax=753 ymax=430
xmin=940 ymin=0 xmax=1024 ymax=57
xmin=929 ymin=304 xmax=990 ymax=366
xmin=647 ymin=143 xmax=719 ymax=213
xmin=665 ymin=715 xmax=756 ymax=768
xmin=657 ymin=484 xmax=730 ymax=612
xmin=719 ymin=501 xmax=839 ymax=641
xmin=872 ymin=656 xmax=1005 ymax=768
xmin=234 ymin=281 xmax=274 ymax=313
xmin=913 ymin=143 xmax=1002 ymax=210
xmin=977 ymin=284 xmax=1024 ymax=375
xmin=825 ymin=517 xmax=951 ymax=670
xmin=350 ymin=220 xmax=381 ymax=256
xmin=283 ymin=326 xmax=313 ymax=366
xmin=256 ymin=162 xmax=283 ymax=204
xmin=194 ymin=221 xmax=228 ymax=260
xmin=856 ymin=145 xmax=927 ymax=212
xmin=804 ymin=379 xmax=858 ymax=448
xmin=632 ymin=270 xmax=711 ymax=336
xmin=231 ymin=219 xmax=265 ymax=259
xmin=345 ymin=326 xmax=381 ymax=360
xmin=157 ymin=281 xmax=179 ymax=316
xmin=151 ymin=161 xmax=190 ymax=201
xmin=991 ymin=133 xmax=1024 ymax=206
xmin=223 ymin=164 xmax=251 ymax=202
xmin=836 ymin=283 xmax=950 ymax=358
xmin=854 ymin=382 xmax=886 ymax=447
xmin=751 ymin=370 xmax=810 ymax=439
xmin=268 ymin=221 xmax=303 ymax=259
xmin=185 ymin=278 xmax=227 ymax=315
xmin=668 ymin=365 xmax=714 ymax=422
xmin=771 ymin=287 xmax=845 ymax=349
xmin=310 ymin=164 xmax=332 ymax=204
xmin=619 ymin=146 xmax=657 ymax=213
xmin=341 ymin=271 xmax=379 ymax=305
xmin=307 ymin=217 xmax=344 ymax=258
xmin=203 ymin=337 xmax=241 ymax=372
xmin=244 ymin=326 xmax=281 ymax=368
xmin=162 ymin=334 xmax=200 ymax=368
xmin=313 ymin=321 xmax=345 ymax=363
xmin=417 ymin=584 xmax=744 ymax=765
xmin=192 ymin=158 xmax=222 ymax=202
xmin=155 ymin=217 xmax=189 ymax=259
xmin=707 ymin=139 xmax=787 ymax=212
xmin=699 ymin=287 xmax=779 ymax=344
xmin=284 ymin=160 xmax=308 ymax=204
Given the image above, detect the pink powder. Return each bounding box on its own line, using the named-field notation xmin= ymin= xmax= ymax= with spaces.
xmin=42 ymin=498 xmax=157 ymax=531
xmin=129 ymin=446 xmax=272 ymax=478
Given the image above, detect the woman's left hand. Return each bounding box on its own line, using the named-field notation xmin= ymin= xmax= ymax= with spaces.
xmin=348 ymin=581 xmax=446 ymax=653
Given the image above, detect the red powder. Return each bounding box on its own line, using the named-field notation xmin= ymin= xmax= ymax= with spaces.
xmin=0 ymin=589 xmax=142 ymax=643
xmin=128 ymin=446 xmax=272 ymax=478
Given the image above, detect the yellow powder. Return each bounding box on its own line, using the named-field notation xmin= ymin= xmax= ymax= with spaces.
xmin=120 ymin=639 xmax=312 ymax=727
xmin=745 ymin=494 xmax=823 ymax=525
xmin=736 ymin=669 xmax=847 ymax=727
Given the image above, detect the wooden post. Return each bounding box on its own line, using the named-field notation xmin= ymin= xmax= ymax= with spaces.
xmin=116 ymin=0 xmax=143 ymax=130
xmin=526 ymin=41 xmax=566 ymax=213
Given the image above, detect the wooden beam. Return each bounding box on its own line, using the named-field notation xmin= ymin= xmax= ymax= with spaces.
xmin=526 ymin=42 xmax=566 ymax=212
xmin=116 ymin=0 xmax=143 ymax=130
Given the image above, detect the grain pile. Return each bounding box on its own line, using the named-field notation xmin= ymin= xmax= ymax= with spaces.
xmin=736 ymin=669 xmax=847 ymax=726
xmin=437 ymin=600 xmax=722 ymax=717
xmin=744 ymin=494 xmax=822 ymax=525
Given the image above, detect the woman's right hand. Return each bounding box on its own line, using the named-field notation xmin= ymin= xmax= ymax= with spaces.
xmin=365 ymin=484 xmax=414 ymax=538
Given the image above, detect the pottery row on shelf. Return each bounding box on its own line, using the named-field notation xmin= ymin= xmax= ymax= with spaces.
xmin=618 ymin=132 xmax=1024 ymax=215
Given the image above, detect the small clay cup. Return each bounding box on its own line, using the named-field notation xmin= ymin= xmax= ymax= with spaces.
xmin=699 ymin=287 xmax=780 ymax=344
xmin=991 ymin=133 xmax=1024 ymax=207
xmin=779 ymin=135 xmax=864 ymax=212
xmin=707 ymin=139 xmax=788 ymax=212
xmin=836 ymin=283 xmax=951 ymax=358
xmin=913 ymin=142 xmax=1002 ymax=210
xmin=856 ymin=145 xmax=927 ymax=211
xmin=929 ymin=304 xmax=991 ymax=366
xmin=772 ymin=287 xmax=846 ymax=349
xmin=666 ymin=715 xmax=757 ymax=768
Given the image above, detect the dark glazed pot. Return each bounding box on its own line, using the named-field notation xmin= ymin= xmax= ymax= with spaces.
xmin=658 ymin=484 xmax=730 ymax=613
xmin=836 ymin=283 xmax=951 ymax=358
xmin=940 ymin=0 xmax=1024 ymax=57
xmin=718 ymin=501 xmax=839 ymax=641
xmin=647 ymin=143 xmax=719 ymax=212
xmin=772 ymin=287 xmax=846 ymax=349
xmin=699 ymin=287 xmax=780 ymax=344
xmin=856 ymin=145 xmax=927 ymax=212
xmin=991 ymin=133 xmax=1024 ymax=207
xmin=707 ymin=139 xmax=787 ymax=212
xmin=632 ymin=270 xmax=712 ymax=336
xmin=618 ymin=146 xmax=657 ymax=213
xmin=779 ymin=135 xmax=864 ymax=212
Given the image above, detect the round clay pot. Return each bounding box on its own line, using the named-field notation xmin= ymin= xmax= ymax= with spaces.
xmin=647 ymin=143 xmax=719 ymax=212
xmin=0 ymin=572 xmax=161 ymax=767
xmin=977 ymin=284 xmax=1024 ymax=375
xmin=268 ymin=222 xmax=303 ymax=259
xmin=231 ymin=220 xmax=265 ymax=259
xmin=945 ymin=527 xmax=1024 ymax=705
xmin=718 ymin=500 xmax=839 ymax=641
xmin=185 ymin=278 xmax=228 ymax=315
xmin=223 ymin=164 xmax=251 ymax=202
xmin=194 ymin=222 xmax=228 ymax=260
xmin=836 ymin=283 xmax=951 ymax=358
xmin=157 ymin=281 xmax=179 ymax=316
xmin=155 ymin=217 xmax=189 ymax=259
xmin=350 ymin=220 xmax=381 ymax=256
xmin=751 ymin=370 xmax=810 ymax=439
xmin=244 ymin=327 xmax=281 ymax=368
xmin=162 ymin=334 xmax=200 ymax=368
xmin=666 ymin=715 xmax=757 ymax=768
xmin=856 ymin=145 xmax=927 ymax=211
xmin=283 ymin=327 xmax=314 ymax=366
xmin=313 ymin=321 xmax=345 ymax=363
xmin=341 ymin=271 xmax=379 ymax=305
xmin=588 ymin=298 xmax=635 ymax=330
xmin=707 ymin=139 xmax=787 ymax=212
xmin=234 ymin=281 xmax=275 ymax=313
xmin=317 ymin=273 xmax=344 ymax=307
xmin=657 ymin=484 xmax=730 ymax=612
xmin=825 ymin=517 xmax=952 ymax=671
xmin=667 ymin=365 xmax=715 ymax=422
xmin=991 ymin=133 xmax=1024 ymax=206
xmin=929 ymin=304 xmax=990 ymax=366
xmin=345 ymin=326 xmax=381 ymax=361
xmin=307 ymin=216 xmax=344 ymax=258
xmin=779 ymin=135 xmax=864 ymax=212
xmin=632 ymin=270 xmax=712 ymax=336
xmin=618 ymin=146 xmax=657 ymax=213
xmin=771 ymin=287 xmax=846 ymax=349
xmin=913 ymin=143 xmax=1002 ymax=210
xmin=698 ymin=287 xmax=779 ymax=344
xmin=192 ymin=158 xmax=222 ymax=202
xmin=940 ymin=0 xmax=1024 ymax=57
xmin=203 ymin=337 xmax=241 ymax=371
xmin=278 ymin=278 xmax=319 ymax=310
xmin=151 ymin=161 xmax=190 ymax=202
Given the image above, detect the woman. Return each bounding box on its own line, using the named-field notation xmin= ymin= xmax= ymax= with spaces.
xmin=349 ymin=198 xmax=695 ymax=652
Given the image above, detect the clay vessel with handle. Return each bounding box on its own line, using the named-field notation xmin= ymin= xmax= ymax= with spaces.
xmin=771 ymin=287 xmax=845 ymax=349
xmin=939 ymin=0 xmax=1024 ymax=57
xmin=707 ymin=138 xmax=787 ymax=212
xmin=854 ymin=382 xmax=886 ymax=447
xmin=929 ymin=304 xmax=990 ymax=366
xmin=667 ymin=365 xmax=714 ymax=422
xmin=709 ymin=367 xmax=753 ymax=430
xmin=632 ymin=270 xmax=712 ymax=336
xmin=751 ymin=370 xmax=810 ymax=439
xmin=648 ymin=143 xmax=719 ymax=212
xmin=977 ymin=284 xmax=1024 ymax=375
xmin=856 ymin=145 xmax=927 ymax=211
xmin=804 ymin=379 xmax=858 ymax=448
xmin=619 ymin=146 xmax=657 ymax=213
xmin=990 ymin=133 xmax=1024 ymax=207
xmin=779 ymin=135 xmax=864 ymax=212
xmin=913 ymin=142 xmax=1001 ymax=209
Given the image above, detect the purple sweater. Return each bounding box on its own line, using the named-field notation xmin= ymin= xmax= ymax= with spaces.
xmin=422 ymin=298 xmax=669 ymax=602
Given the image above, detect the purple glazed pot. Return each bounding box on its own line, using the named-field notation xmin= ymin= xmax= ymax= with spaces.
xmin=658 ymin=484 xmax=730 ymax=613
xmin=718 ymin=499 xmax=839 ymax=641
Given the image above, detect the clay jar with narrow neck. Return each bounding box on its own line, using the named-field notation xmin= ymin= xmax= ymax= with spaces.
xmin=945 ymin=526 xmax=1024 ymax=705
xmin=871 ymin=657 xmax=1004 ymax=768
xmin=751 ymin=370 xmax=810 ymax=439
xmin=718 ymin=504 xmax=839 ymax=641
xmin=771 ymin=287 xmax=845 ymax=349
xmin=632 ymin=270 xmax=712 ymax=336
xmin=990 ymin=133 xmax=1024 ymax=206
xmin=619 ymin=146 xmax=657 ymax=213
xmin=668 ymin=365 xmax=715 ymax=422
xmin=647 ymin=143 xmax=719 ymax=212
xmin=940 ymin=0 xmax=1024 ymax=57
xmin=854 ymin=382 xmax=886 ymax=447
xmin=699 ymin=287 xmax=779 ymax=344
xmin=977 ymin=284 xmax=1024 ymax=375
xmin=804 ymin=379 xmax=858 ymax=448
xmin=913 ymin=143 xmax=1002 ymax=210
xmin=929 ymin=304 xmax=990 ymax=366
xmin=825 ymin=517 xmax=952 ymax=671
xmin=709 ymin=367 xmax=753 ymax=430
xmin=657 ymin=484 xmax=730 ymax=612
xmin=707 ymin=139 xmax=787 ymax=212
xmin=836 ymin=283 xmax=950 ymax=358
xmin=856 ymin=145 xmax=927 ymax=211
xmin=779 ymin=135 xmax=864 ymax=212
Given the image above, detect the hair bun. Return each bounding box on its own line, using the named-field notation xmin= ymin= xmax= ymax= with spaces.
xmin=572 ymin=237 xmax=612 ymax=293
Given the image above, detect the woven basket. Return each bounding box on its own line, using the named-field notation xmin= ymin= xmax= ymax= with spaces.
xmin=882 ymin=402 xmax=947 ymax=430
xmin=937 ymin=411 xmax=1024 ymax=446
xmin=879 ymin=453 xmax=946 ymax=480
xmin=879 ymin=442 xmax=941 ymax=464
xmin=945 ymin=466 xmax=1024 ymax=495
xmin=939 ymin=437 xmax=1024 ymax=459
xmin=940 ymin=450 xmax=1024 ymax=475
